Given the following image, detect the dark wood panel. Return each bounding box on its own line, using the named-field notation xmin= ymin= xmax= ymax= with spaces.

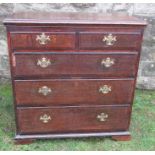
xmin=11 ymin=32 xmax=76 ymax=50
xmin=17 ymin=106 xmax=130 ymax=134
xmin=79 ymin=32 xmax=141 ymax=50
xmin=3 ymin=12 xmax=147 ymax=25
xmin=14 ymin=79 xmax=134 ymax=106
xmin=6 ymin=26 xmax=145 ymax=38
xmin=13 ymin=53 xmax=138 ymax=78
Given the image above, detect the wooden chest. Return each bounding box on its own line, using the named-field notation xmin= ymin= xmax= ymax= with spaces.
xmin=3 ymin=12 xmax=147 ymax=144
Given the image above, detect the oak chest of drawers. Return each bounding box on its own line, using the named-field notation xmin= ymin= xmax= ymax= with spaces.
xmin=3 ymin=12 xmax=147 ymax=144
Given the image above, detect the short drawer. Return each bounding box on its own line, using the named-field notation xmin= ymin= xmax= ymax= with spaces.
xmin=11 ymin=32 xmax=76 ymax=50
xmin=13 ymin=53 xmax=138 ymax=78
xmin=79 ymin=31 xmax=142 ymax=50
xmin=17 ymin=106 xmax=130 ymax=134
xmin=14 ymin=79 xmax=134 ymax=106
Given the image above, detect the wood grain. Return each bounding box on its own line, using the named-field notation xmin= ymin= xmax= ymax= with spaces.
xmin=79 ymin=31 xmax=141 ymax=50
xmin=14 ymin=79 xmax=134 ymax=106
xmin=11 ymin=32 xmax=76 ymax=50
xmin=17 ymin=105 xmax=130 ymax=134
xmin=13 ymin=53 xmax=138 ymax=78
xmin=3 ymin=12 xmax=147 ymax=25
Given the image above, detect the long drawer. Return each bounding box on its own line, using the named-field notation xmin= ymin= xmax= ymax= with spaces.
xmin=13 ymin=53 xmax=138 ymax=78
xmin=14 ymin=79 xmax=134 ymax=106
xmin=17 ymin=105 xmax=130 ymax=134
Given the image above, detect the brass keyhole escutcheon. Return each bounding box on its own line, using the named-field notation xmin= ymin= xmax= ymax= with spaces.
xmin=102 ymin=33 xmax=117 ymax=46
xmin=101 ymin=57 xmax=115 ymax=68
xmin=40 ymin=114 xmax=51 ymax=123
xmin=36 ymin=33 xmax=51 ymax=45
xmin=99 ymin=85 xmax=112 ymax=94
xmin=37 ymin=57 xmax=51 ymax=68
xmin=97 ymin=112 xmax=108 ymax=122
xmin=38 ymin=86 xmax=52 ymax=96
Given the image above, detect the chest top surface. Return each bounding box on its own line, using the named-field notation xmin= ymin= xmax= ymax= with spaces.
xmin=3 ymin=12 xmax=147 ymax=26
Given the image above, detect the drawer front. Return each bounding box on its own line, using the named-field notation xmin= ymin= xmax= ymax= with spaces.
xmin=79 ymin=32 xmax=141 ymax=50
xmin=17 ymin=106 xmax=130 ymax=134
xmin=13 ymin=53 xmax=138 ymax=78
xmin=11 ymin=32 xmax=76 ymax=50
xmin=15 ymin=79 xmax=134 ymax=106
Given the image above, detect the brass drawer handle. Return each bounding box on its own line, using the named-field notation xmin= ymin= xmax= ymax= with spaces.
xmin=37 ymin=57 xmax=51 ymax=68
xmin=102 ymin=34 xmax=117 ymax=46
xmin=99 ymin=85 xmax=111 ymax=94
xmin=97 ymin=112 xmax=108 ymax=122
xmin=40 ymin=114 xmax=51 ymax=123
xmin=38 ymin=86 xmax=52 ymax=96
xmin=36 ymin=33 xmax=50 ymax=45
xmin=101 ymin=57 xmax=115 ymax=68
